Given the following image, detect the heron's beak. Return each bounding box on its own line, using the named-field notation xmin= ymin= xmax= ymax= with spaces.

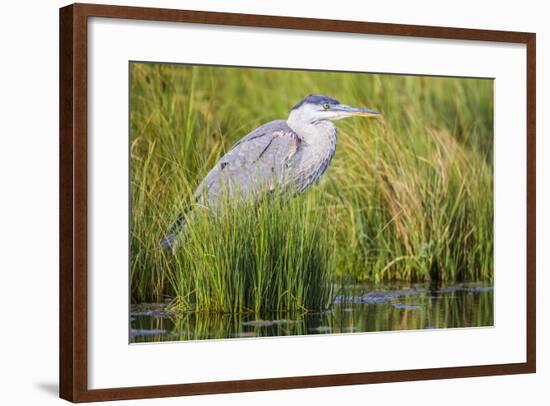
xmin=333 ymin=104 xmax=384 ymax=122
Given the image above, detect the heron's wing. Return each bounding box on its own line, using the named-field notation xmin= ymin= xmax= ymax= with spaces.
xmin=194 ymin=120 xmax=301 ymax=206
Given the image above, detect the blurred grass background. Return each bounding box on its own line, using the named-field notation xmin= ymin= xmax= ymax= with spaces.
xmin=130 ymin=63 xmax=493 ymax=311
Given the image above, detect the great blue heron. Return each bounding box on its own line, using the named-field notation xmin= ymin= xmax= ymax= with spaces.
xmin=161 ymin=94 xmax=382 ymax=249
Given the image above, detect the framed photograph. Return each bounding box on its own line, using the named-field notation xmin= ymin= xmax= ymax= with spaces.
xmin=59 ymin=3 xmax=536 ymax=402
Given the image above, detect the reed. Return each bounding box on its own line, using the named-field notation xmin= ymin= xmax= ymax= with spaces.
xmin=166 ymin=191 xmax=334 ymax=313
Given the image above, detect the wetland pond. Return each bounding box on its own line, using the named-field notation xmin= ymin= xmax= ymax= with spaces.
xmin=130 ymin=282 xmax=493 ymax=343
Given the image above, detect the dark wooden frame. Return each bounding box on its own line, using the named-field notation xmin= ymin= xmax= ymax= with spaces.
xmin=59 ymin=2 xmax=536 ymax=402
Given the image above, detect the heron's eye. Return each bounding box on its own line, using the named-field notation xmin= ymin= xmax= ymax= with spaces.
xmin=323 ymin=103 xmax=330 ymax=110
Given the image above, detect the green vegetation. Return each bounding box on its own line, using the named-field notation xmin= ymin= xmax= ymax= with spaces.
xmin=167 ymin=192 xmax=334 ymax=314
xmin=130 ymin=63 xmax=494 ymax=311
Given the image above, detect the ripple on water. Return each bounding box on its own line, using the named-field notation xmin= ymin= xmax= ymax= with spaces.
xmin=309 ymin=326 xmax=332 ymax=333
xmin=130 ymin=328 xmax=167 ymax=338
xmin=241 ymin=319 xmax=297 ymax=327
xmin=392 ymin=304 xmax=419 ymax=310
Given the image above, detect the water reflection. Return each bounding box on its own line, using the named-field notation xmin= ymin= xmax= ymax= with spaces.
xmin=130 ymin=282 xmax=493 ymax=343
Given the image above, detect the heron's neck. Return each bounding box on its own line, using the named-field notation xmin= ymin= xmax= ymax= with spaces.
xmin=286 ymin=117 xmax=338 ymax=190
xmin=286 ymin=116 xmax=337 ymax=146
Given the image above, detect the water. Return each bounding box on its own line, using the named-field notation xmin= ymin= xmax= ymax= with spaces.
xmin=130 ymin=282 xmax=493 ymax=343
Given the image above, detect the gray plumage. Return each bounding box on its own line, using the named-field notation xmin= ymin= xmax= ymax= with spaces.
xmin=161 ymin=94 xmax=381 ymax=250
xmin=194 ymin=120 xmax=335 ymax=205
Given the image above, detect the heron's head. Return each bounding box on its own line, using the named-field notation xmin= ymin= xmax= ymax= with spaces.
xmin=288 ymin=94 xmax=383 ymax=125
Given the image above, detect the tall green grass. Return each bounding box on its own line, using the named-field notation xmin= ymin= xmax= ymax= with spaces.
xmin=130 ymin=63 xmax=494 ymax=308
xmin=167 ymin=191 xmax=334 ymax=313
